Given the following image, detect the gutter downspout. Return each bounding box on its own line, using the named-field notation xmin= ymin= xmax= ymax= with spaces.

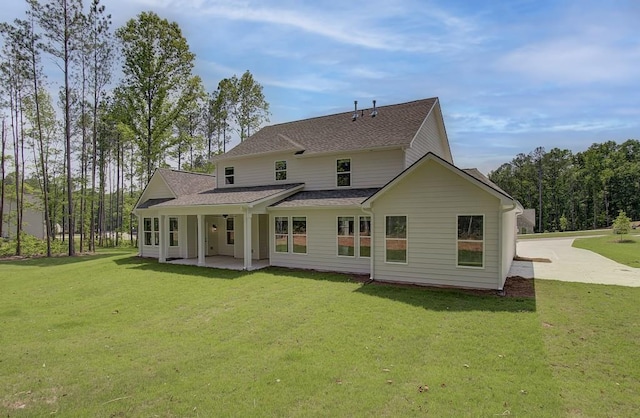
xmin=362 ymin=206 xmax=375 ymax=281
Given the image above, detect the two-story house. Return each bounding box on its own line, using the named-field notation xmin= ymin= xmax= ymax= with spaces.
xmin=134 ymin=98 xmax=522 ymax=290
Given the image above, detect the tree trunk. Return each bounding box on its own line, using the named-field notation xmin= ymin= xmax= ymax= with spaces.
xmin=0 ymin=119 xmax=6 ymax=239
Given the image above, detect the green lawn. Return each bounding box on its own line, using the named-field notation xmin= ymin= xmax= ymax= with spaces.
xmin=573 ymin=234 xmax=640 ymax=268
xmin=1 ymin=250 xmax=638 ymax=416
xmin=518 ymin=228 xmax=611 ymax=240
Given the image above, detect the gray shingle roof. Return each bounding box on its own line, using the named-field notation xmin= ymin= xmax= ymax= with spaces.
xmin=214 ymin=98 xmax=438 ymax=160
xmin=136 ymin=197 xmax=175 ymax=209
xmin=271 ymin=188 xmax=380 ymax=208
xmin=157 ymin=168 xmax=216 ymax=196
xmin=145 ymin=183 xmax=304 ymax=208
xmin=462 ymin=168 xmax=512 ymax=199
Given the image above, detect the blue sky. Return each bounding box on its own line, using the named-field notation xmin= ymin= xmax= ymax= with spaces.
xmin=3 ymin=0 xmax=639 ymax=173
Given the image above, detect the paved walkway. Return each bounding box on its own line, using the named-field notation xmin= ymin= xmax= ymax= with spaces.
xmin=508 ymin=237 xmax=640 ymax=287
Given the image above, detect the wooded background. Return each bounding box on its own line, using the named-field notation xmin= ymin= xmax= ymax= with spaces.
xmin=0 ymin=1 xmax=269 ymax=256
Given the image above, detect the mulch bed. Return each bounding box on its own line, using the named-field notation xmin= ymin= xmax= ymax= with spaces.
xmin=351 ymin=274 xmax=536 ymax=298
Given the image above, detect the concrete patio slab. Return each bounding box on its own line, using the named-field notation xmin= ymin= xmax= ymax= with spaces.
xmin=508 ymin=237 xmax=640 ymax=287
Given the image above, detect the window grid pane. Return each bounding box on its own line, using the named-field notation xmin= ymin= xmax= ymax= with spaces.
xmin=292 ymin=217 xmax=307 ymax=254
xmin=275 ymin=161 xmax=287 ymax=181
xmin=385 ymin=216 xmax=407 ymax=263
xmin=457 ymin=215 xmax=484 ymax=268
xmin=359 ymin=216 xmax=371 ymax=257
xmin=337 ymin=216 xmax=355 ymax=256
xmin=337 ymin=159 xmax=351 ymax=187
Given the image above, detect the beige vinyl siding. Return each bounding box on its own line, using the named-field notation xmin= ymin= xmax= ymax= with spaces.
xmin=139 ymin=175 xmax=173 ymax=202
xmin=500 ymin=209 xmax=518 ymax=287
xmin=372 ymin=159 xmax=502 ymax=289
xmin=269 ymin=209 xmax=371 ymax=274
xmin=217 ymin=149 xmax=404 ymax=190
xmin=405 ymin=106 xmax=451 ymax=167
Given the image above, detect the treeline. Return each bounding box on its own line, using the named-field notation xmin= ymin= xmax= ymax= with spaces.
xmin=488 ymin=140 xmax=640 ymax=232
xmin=0 ymin=1 xmax=269 ymax=257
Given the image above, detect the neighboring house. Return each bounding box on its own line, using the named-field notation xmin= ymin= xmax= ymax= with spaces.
xmin=1 ymin=195 xmax=46 ymax=240
xmin=517 ymin=209 xmax=536 ymax=234
xmin=134 ymin=98 xmax=523 ymax=290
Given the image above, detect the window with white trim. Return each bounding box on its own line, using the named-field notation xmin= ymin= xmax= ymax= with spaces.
xmin=457 ymin=215 xmax=484 ymax=268
xmin=275 ymin=216 xmax=289 ymax=253
xmin=385 ymin=216 xmax=407 ymax=263
xmin=337 ymin=158 xmax=351 ymax=187
xmin=153 ymin=217 xmax=160 ymax=246
xmin=337 ymin=216 xmax=355 ymax=256
xmin=225 ymin=167 xmax=234 ymax=185
xmin=169 ymin=217 xmax=179 ymax=246
xmin=275 ymin=160 xmax=287 ymax=181
xmin=359 ymin=216 xmax=371 ymax=257
xmin=143 ymin=217 xmax=154 ymax=246
xmin=292 ymin=217 xmax=307 ymax=254
xmin=226 ymin=217 xmax=235 ymax=245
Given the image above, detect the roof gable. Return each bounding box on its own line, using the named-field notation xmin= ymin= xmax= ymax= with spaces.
xmin=363 ymin=152 xmax=515 ymax=208
xmin=215 ymin=98 xmax=439 ymax=160
xmin=157 ymin=168 xmax=216 ymax=196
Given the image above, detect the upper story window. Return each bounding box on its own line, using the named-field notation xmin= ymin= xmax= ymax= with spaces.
xmin=225 ymin=167 xmax=234 ymax=185
xmin=337 ymin=158 xmax=351 ymax=187
xmin=275 ymin=160 xmax=287 ymax=181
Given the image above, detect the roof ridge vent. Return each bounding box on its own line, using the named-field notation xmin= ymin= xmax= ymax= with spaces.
xmin=370 ymin=99 xmax=378 ymax=117
xmin=352 ymin=100 xmax=358 ymax=121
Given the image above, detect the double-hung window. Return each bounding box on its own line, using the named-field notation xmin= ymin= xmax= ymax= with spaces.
xmin=359 ymin=216 xmax=371 ymax=257
xmin=275 ymin=217 xmax=289 ymax=253
xmin=153 ymin=217 xmax=160 ymax=246
xmin=457 ymin=215 xmax=484 ymax=268
xmin=143 ymin=218 xmax=153 ymax=246
xmin=225 ymin=167 xmax=234 ymax=185
xmin=337 ymin=216 xmax=355 ymax=256
xmin=385 ymin=216 xmax=407 ymax=263
xmin=226 ymin=217 xmax=235 ymax=245
xmin=275 ymin=160 xmax=287 ymax=181
xmin=292 ymin=217 xmax=307 ymax=254
xmin=169 ymin=217 xmax=179 ymax=246
xmin=274 ymin=216 xmax=307 ymax=254
xmin=337 ymin=158 xmax=351 ymax=187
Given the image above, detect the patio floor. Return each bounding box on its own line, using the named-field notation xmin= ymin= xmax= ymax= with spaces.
xmin=167 ymin=256 xmax=269 ymax=271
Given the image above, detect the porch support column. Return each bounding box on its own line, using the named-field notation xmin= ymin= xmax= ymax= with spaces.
xmin=159 ymin=214 xmax=166 ymax=262
xmin=243 ymin=209 xmax=253 ymax=270
xmin=197 ymin=214 xmax=205 ymax=266
xmin=137 ymin=214 xmax=143 ymax=256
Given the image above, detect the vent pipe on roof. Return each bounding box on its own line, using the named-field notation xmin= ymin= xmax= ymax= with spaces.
xmin=352 ymin=100 xmax=358 ymax=121
xmin=371 ymin=100 xmax=378 ymax=117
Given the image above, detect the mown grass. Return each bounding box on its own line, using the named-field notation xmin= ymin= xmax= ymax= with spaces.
xmin=573 ymin=234 xmax=640 ymax=268
xmin=518 ymin=228 xmax=611 ymax=240
xmin=1 ymin=250 xmax=638 ymax=416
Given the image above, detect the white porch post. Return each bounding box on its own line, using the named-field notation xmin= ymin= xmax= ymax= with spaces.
xmin=197 ymin=214 xmax=206 ymax=266
xmin=137 ymin=214 xmax=143 ymax=256
xmin=159 ymin=214 xmax=166 ymax=262
xmin=243 ymin=209 xmax=253 ymax=270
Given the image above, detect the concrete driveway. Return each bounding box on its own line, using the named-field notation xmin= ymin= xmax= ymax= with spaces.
xmin=508 ymin=237 xmax=640 ymax=287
